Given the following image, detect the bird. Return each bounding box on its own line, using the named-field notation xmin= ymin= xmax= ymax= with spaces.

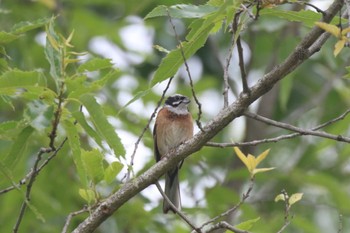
xmin=153 ymin=94 xmax=193 ymax=214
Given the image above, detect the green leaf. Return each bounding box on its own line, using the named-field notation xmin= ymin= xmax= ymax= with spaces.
xmin=44 ymin=19 xmax=62 ymax=82
xmin=11 ymin=17 xmax=51 ymax=34
xmin=0 ymin=121 xmax=20 ymax=140
xmin=0 ymin=69 xmax=47 ymax=87
xmin=0 ymin=69 xmax=55 ymax=101
xmin=104 ymin=161 xmax=123 ymax=184
xmin=71 ymin=110 xmax=103 ymax=148
xmin=79 ymin=188 xmax=97 ymax=204
xmin=145 ymin=4 xmax=217 ymax=19
xmin=234 ymin=217 xmax=260 ymax=231
xmin=81 ymin=149 xmax=104 ymax=183
xmin=259 ymin=9 xmax=325 ymax=28
xmin=67 ymin=70 xmax=118 ymax=99
xmin=150 ymin=1 xmax=229 ymax=86
xmin=63 ymin=119 xmax=88 ymax=187
xmin=77 ymin=58 xmax=113 ymax=72
xmin=79 ymin=94 xmax=126 ymax=157
xmin=151 ymin=22 xmax=213 ymax=86
xmin=3 ymin=126 xmax=34 ymax=168
xmin=0 ymin=31 xmax=20 ymax=44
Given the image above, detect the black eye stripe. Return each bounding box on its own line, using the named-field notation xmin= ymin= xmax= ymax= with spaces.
xmin=165 ymin=95 xmax=186 ymax=106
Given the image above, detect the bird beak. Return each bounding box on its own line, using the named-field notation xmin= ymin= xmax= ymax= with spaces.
xmin=183 ymin=97 xmax=191 ymax=104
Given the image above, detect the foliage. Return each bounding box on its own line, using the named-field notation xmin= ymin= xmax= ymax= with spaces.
xmin=0 ymin=0 xmax=350 ymax=233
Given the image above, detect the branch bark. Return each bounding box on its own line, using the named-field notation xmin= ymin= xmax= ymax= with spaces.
xmin=72 ymin=1 xmax=343 ymax=232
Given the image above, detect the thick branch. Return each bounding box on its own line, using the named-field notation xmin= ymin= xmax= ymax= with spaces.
xmin=72 ymin=1 xmax=343 ymax=232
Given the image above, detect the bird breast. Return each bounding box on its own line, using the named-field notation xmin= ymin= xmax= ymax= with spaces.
xmin=156 ymin=110 xmax=193 ymax=156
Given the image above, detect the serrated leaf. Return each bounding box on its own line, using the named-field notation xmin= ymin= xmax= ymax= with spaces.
xmin=260 ymin=9 xmax=325 ymax=28
xmin=289 ymin=193 xmax=303 ymax=206
xmin=77 ymin=58 xmax=113 ymax=72
xmin=150 ymin=1 xmax=229 ymax=86
xmin=0 ymin=121 xmax=19 ymax=140
xmin=234 ymin=217 xmax=260 ymax=230
xmin=11 ymin=17 xmax=51 ymax=34
xmin=153 ymin=45 xmax=170 ymax=54
xmin=44 ymin=19 xmax=62 ymax=81
xmin=63 ymin=119 xmax=88 ymax=187
xmin=145 ymin=4 xmax=217 ymax=19
xmin=0 ymin=31 xmax=20 ymax=44
xmin=0 ymin=69 xmax=46 ymax=87
xmin=3 ymin=126 xmax=34 ymax=168
xmin=0 ymin=95 xmax=15 ymax=110
xmin=104 ymin=161 xmax=123 ymax=184
xmin=0 ymin=69 xmax=56 ymax=102
xmin=151 ymin=21 xmax=213 ymax=86
xmin=67 ymin=71 xmax=118 ymax=99
xmin=71 ymin=110 xmax=103 ymax=148
xmin=80 ymin=94 xmax=125 ymax=157
xmin=81 ymin=149 xmax=104 ymax=183
xmin=79 ymin=188 xmax=96 ymax=204
xmin=275 ymin=193 xmax=286 ymax=202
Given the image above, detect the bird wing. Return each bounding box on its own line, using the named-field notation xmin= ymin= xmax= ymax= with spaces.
xmin=153 ymin=123 xmax=161 ymax=162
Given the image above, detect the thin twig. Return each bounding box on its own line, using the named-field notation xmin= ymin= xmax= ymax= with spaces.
xmin=233 ymin=13 xmax=249 ymax=94
xmin=244 ymin=111 xmax=350 ymax=143
xmin=276 ymin=189 xmax=292 ymax=233
xmin=13 ymin=148 xmax=47 ymax=233
xmin=62 ymin=206 xmax=89 ymax=233
xmin=166 ymin=8 xmax=204 ymax=131
xmin=124 ymin=77 xmax=174 ymax=182
xmin=294 ymin=1 xmax=325 ymax=15
xmin=155 ymin=181 xmax=201 ymax=232
xmin=223 ymin=21 xmax=237 ymax=107
xmin=49 ymin=82 xmax=65 ymax=150
xmin=198 ymin=177 xmax=254 ymax=231
xmin=206 ymin=108 xmax=350 ymax=148
xmin=204 ymin=221 xmax=252 ymax=233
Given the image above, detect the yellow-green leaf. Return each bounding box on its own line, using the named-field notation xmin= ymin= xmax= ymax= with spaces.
xmin=289 ymin=193 xmax=303 ymax=206
xmin=234 ymin=217 xmax=260 ymax=231
xmin=79 ymin=188 xmax=96 ymax=204
xmin=315 ymin=22 xmax=340 ymax=37
xmin=275 ymin=193 xmax=286 ymax=202
xmin=334 ymin=39 xmax=346 ymax=57
xmin=104 ymin=161 xmax=123 ymax=184
xmin=234 ymin=147 xmax=249 ymax=169
xmin=256 ymin=149 xmax=271 ymax=165
xmin=252 ymin=167 xmax=275 ymax=176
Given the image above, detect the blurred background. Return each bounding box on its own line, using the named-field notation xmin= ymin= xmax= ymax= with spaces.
xmin=1 ymin=0 xmax=350 ymax=232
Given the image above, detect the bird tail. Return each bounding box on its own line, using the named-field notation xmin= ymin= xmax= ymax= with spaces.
xmin=163 ymin=168 xmax=181 ymax=214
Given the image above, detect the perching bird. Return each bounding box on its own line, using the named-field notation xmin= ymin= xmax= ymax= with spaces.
xmin=153 ymin=94 xmax=193 ymax=214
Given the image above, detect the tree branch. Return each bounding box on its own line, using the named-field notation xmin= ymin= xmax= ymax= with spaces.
xmin=72 ymin=1 xmax=343 ymax=232
xmin=206 ymin=108 xmax=350 ymax=148
xmin=244 ymin=111 xmax=350 ymax=143
xmin=204 ymin=221 xmax=252 ymax=233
